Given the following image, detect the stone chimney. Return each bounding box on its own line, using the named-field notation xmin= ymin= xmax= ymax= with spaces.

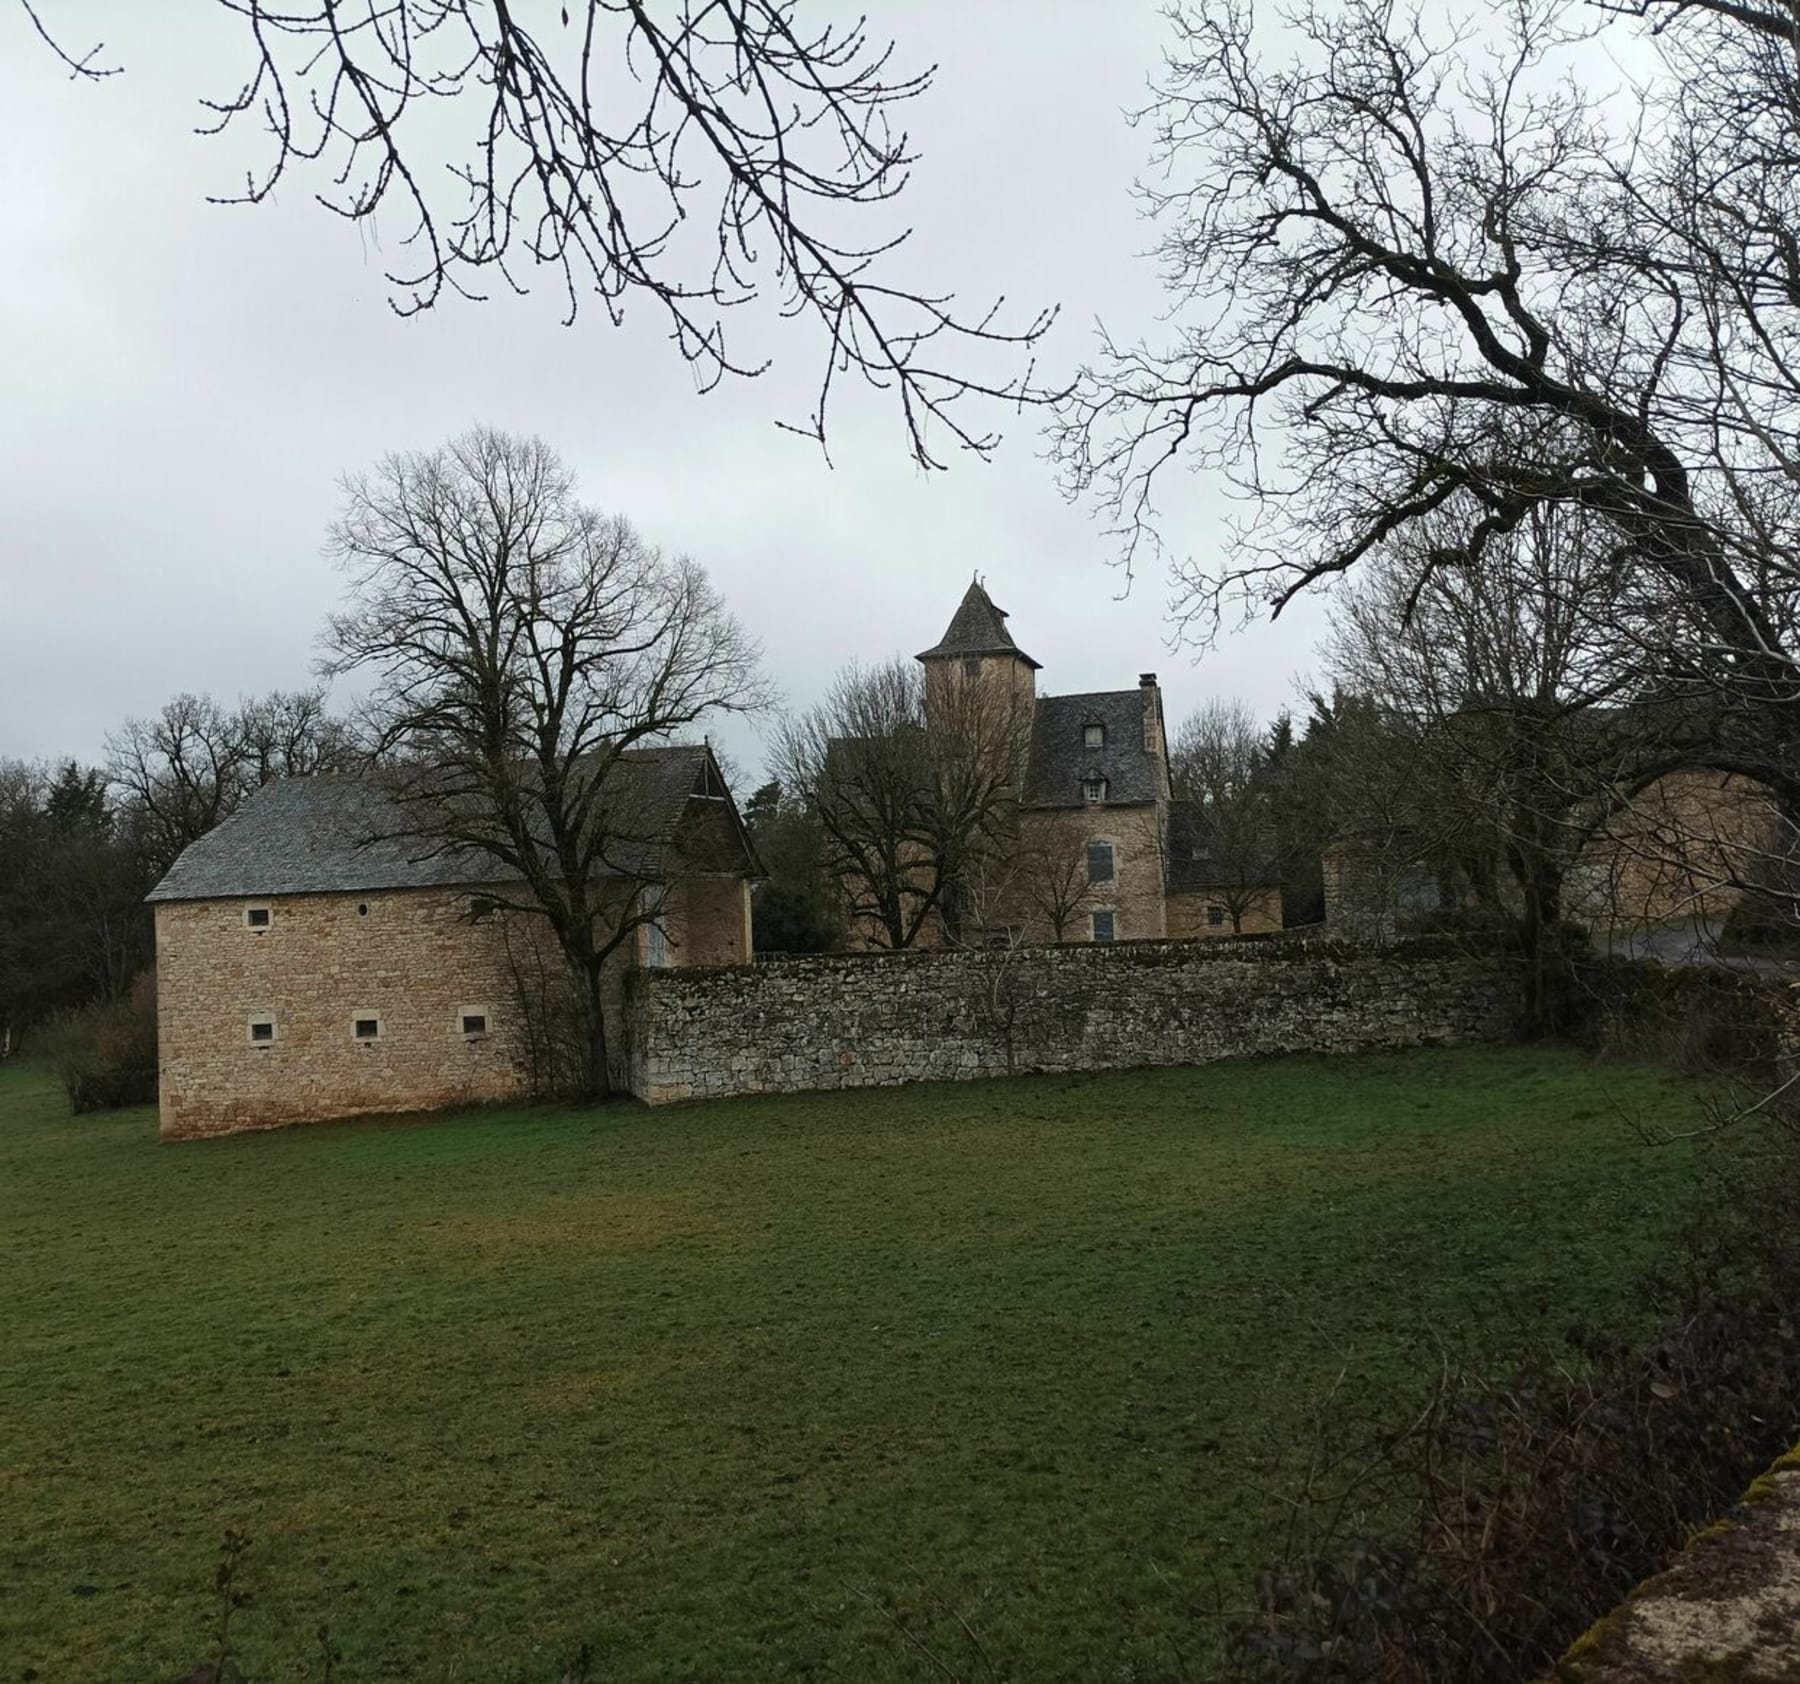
xmin=1139 ymin=673 xmax=1163 ymax=758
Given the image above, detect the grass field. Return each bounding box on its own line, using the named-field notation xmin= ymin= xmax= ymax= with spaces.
xmin=0 ymin=1048 xmax=1718 ymax=1682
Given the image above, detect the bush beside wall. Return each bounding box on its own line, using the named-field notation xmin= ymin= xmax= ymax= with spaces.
xmin=40 ymin=971 xmax=159 ymax=1112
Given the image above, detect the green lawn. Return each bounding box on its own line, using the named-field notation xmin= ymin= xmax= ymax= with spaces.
xmin=0 ymin=1049 xmax=1716 ymax=1682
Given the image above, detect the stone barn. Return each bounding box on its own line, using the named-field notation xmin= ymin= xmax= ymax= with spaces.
xmin=147 ymin=745 xmax=757 ymax=1141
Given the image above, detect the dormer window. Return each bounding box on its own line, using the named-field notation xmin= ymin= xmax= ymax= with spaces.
xmin=1082 ymin=777 xmax=1108 ymax=803
xmin=1083 ymin=723 xmax=1105 ymax=750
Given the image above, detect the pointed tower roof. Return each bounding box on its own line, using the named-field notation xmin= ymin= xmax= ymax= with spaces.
xmin=916 ymin=580 xmax=1041 ymax=669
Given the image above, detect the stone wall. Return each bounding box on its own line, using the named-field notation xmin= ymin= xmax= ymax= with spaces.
xmin=624 ymin=934 xmax=1521 ymax=1105
xmin=155 ymin=887 xmax=531 ymax=1140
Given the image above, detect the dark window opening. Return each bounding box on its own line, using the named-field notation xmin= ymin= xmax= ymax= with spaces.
xmin=963 ymin=657 xmax=982 ymax=679
xmin=1092 ymin=910 xmax=1116 ymax=943
xmin=1207 ymin=905 xmax=1226 ymax=926
xmin=354 ymin=1018 xmax=381 ymax=1041
xmin=249 ymin=1019 xmax=274 ymax=1044
xmin=245 ymin=907 xmax=270 ymax=929
xmin=1086 ymin=841 xmax=1114 ymax=884
xmin=357 ymin=903 xmax=369 ymax=917
xmin=461 ymin=1013 xmax=488 ymax=1036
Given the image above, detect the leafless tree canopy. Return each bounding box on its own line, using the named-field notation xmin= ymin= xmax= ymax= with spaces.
xmin=106 ymin=687 xmax=350 ymax=873
xmin=25 ymin=0 xmax=1053 ymax=465
xmin=1169 ymin=697 xmax=1280 ymax=931
xmin=321 ymin=426 xmax=768 ymax=1096
xmin=1052 ymin=0 xmax=1800 ymax=759
xmin=775 ymin=658 xmax=1028 ymax=949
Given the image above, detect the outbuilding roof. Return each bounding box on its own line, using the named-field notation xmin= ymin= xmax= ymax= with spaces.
xmin=1022 ymin=690 xmax=1166 ymax=809
xmin=146 ymin=745 xmax=734 ymax=902
xmin=916 ymin=580 xmax=1042 ymax=669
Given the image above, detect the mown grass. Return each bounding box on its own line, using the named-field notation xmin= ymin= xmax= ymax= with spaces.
xmin=0 ymin=1048 xmax=1718 ymax=1681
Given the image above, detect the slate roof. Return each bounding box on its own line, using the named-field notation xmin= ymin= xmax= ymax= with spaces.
xmin=147 ymin=745 xmax=729 ymax=902
xmin=916 ymin=581 xmax=1041 ymax=669
xmin=1022 ymin=690 xmax=1166 ymax=809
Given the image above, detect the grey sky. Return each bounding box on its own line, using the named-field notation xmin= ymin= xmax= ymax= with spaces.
xmin=0 ymin=2 xmax=1330 ymax=785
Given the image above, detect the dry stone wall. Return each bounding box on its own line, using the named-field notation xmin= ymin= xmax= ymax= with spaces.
xmin=624 ymin=934 xmax=1522 ymax=1104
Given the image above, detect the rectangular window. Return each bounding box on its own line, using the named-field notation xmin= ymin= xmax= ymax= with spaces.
xmin=353 ymin=1016 xmax=382 ymax=1041
xmin=461 ymin=1012 xmax=489 ymax=1037
xmin=645 ymin=923 xmax=670 ymax=968
xmin=1091 ymin=910 xmax=1115 ymax=943
xmin=244 ymin=906 xmax=271 ymax=929
xmin=1086 ymin=841 xmax=1114 ymax=884
xmin=1082 ymin=777 xmax=1107 ymax=803
xmin=1083 ymin=723 xmax=1105 ymax=749
xmin=1207 ymin=905 xmax=1226 ymax=926
xmin=247 ymin=1016 xmax=275 ymax=1045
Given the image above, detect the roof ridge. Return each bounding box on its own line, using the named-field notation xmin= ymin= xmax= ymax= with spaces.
xmin=916 ymin=580 xmax=1042 ymax=670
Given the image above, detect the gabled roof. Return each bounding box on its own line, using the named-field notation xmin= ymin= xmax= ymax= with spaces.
xmin=1022 ymin=690 xmax=1166 ymax=808
xmin=916 ymin=581 xmax=1041 ymax=669
xmin=147 ymin=745 xmax=750 ymax=902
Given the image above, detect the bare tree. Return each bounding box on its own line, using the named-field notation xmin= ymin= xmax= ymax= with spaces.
xmin=1325 ymin=505 xmax=1690 ymax=1023
xmin=1053 ymin=0 xmax=1800 ymax=819
xmin=1010 ymin=821 xmax=1098 ymax=942
xmin=237 ymin=689 xmax=355 ymax=786
xmin=776 ymin=657 xmax=1028 ymax=949
xmin=107 ymin=687 xmax=350 ymax=874
xmin=1168 ymin=698 xmax=1280 ymax=934
xmin=320 ymin=426 xmax=769 ymax=1099
xmin=23 ymin=2 xmax=1053 ymax=466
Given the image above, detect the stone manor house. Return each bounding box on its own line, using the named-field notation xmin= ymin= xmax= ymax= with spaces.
xmin=844 ymin=582 xmax=1283 ymax=948
xmin=148 ymin=745 xmax=757 ymax=1140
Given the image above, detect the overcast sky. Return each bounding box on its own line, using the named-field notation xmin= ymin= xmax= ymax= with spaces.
xmin=0 ymin=2 xmax=1334 ymax=786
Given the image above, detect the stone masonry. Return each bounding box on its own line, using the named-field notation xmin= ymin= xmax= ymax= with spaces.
xmin=155 ymin=887 xmax=529 ymax=1140
xmin=624 ymin=934 xmax=1521 ymax=1104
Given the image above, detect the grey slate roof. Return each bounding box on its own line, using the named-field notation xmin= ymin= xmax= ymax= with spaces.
xmin=147 ymin=745 xmax=726 ymax=902
xmin=1022 ymin=690 xmax=1166 ymax=809
xmin=916 ymin=581 xmax=1042 ymax=669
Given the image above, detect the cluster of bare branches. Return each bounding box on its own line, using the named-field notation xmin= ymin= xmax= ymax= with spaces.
xmin=775 ymin=657 xmax=1031 ymax=950
xmin=24 ymin=0 xmax=1053 ymax=464
xmin=1055 ymin=0 xmax=1800 ymax=760
xmin=322 ymin=426 xmax=770 ymax=1095
xmin=107 ymin=688 xmax=352 ymax=874
xmin=1168 ymin=697 xmax=1284 ymax=933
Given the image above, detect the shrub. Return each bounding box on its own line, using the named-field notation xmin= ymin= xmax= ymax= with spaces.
xmin=1223 ymin=1127 xmax=1800 ymax=1684
xmin=40 ymin=971 xmax=158 ymax=1112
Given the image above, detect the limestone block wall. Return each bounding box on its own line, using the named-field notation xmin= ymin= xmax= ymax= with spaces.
xmin=1014 ymin=804 xmax=1169 ymax=943
xmin=155 ymin=887 xmax=529 ymax=1140
xmin=624 ymin=934 xmax=1521 ymax=1105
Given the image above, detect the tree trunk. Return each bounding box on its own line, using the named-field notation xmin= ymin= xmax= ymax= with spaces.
xmin=580 ymin=958 xmax=612 ymax=1102
xmin=1514 ymin=851 xmax=1566 ymax=1041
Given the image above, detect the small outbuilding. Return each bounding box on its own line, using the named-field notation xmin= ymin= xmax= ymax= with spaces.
xmin=147 ymin=745 xmax=757 ymax=1141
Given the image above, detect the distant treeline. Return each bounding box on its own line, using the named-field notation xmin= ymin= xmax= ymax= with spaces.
xmin=0 ymin=689 xmax=351 ymax=1053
